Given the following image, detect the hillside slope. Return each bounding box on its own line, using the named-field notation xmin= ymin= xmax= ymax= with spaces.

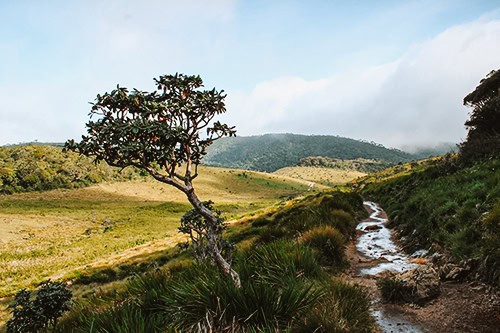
xmin=204 ymin=133 xmax=414 ymax=172
xmin=359 ymin=156 xmax=500 ymax=286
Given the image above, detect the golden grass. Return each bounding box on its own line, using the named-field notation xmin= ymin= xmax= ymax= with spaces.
xmin=0 ymin=166 xmax=318 ymax=327
xmin=0 ymin=166 xmax=313 ymax=298
xmin=273 ymin=166 xmax=366 ymax=186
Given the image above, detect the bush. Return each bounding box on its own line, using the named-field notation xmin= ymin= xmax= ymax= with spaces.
xmin=301 ymin=226 xmax=345 ymax=267
xmin=377 ymin=276 xmax=413 ymax=303
xmin=7 ymin=280 xmax=72 ymax=333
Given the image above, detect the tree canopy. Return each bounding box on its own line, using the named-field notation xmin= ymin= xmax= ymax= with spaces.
xmin=461 ymin=69 xmax=500 ymax=159
xmin=66 ymin=73 xmax=235 ymax=191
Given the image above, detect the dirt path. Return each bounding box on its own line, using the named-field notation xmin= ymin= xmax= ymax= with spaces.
xmin=345 ymin=201 xmax=500 ymax=333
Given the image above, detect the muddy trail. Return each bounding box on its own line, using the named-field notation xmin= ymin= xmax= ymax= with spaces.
xmin=345 ymin=201 xmax=500 ymax=333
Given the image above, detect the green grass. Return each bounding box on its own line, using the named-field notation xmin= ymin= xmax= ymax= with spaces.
xmin=361 ymin=156 xmax=500 ymax=285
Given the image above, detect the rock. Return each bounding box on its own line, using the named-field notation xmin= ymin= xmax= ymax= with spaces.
xmin=399 ymin=264 xmax=441 ymax=304
xmin=365 ymin=224 xmax=382 ymax=231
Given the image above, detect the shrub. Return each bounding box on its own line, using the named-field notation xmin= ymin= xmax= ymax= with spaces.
xmin=301 ymin=226 xmax=345 ymax=267
xmin=377 ymin=276 xmax=413 ymax=303
xmin=7 ymin=280 xmax=72 ymax=333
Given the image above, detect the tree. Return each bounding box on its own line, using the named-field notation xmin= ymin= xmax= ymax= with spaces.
xmin=65 ymin=73 xmax=240 ymax=287
xmin=461 ymin=69 xmax=500 ymax=159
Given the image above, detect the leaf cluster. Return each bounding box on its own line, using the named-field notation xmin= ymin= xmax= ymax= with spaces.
xmin=461 ymin=69 xmax=500 ymax=159
xmin=66 ymin=73 xmax=235 ymax=186
xmin=7 ymin=281 xmax=72 ymax=333
xmin=179 ymin=201 xmax=234 ymax=263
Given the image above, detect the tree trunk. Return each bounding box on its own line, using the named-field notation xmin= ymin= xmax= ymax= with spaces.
xmin=185 ymin=189 xmax=242 ymax=288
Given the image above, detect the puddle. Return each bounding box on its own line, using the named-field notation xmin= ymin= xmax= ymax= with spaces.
xmin=356 ymin=201 xmax=417 ymax=275
xmin=356 ymin=201 xmax=426 ymax=332
xmin=372 ymin=308 xmax=424 ymax=333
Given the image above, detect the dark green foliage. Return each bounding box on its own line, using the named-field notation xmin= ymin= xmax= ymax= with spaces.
xmin=0 ymin=145 xmax=140 ymax=194
xmin=7 ymin=281 xmax=72 ymax=333
xmin=179 ymin=200 xmax=233 ymax=263
xmin=72 ymin=302 xmax=164 ymax=333
xmin=301 ymin=226 xmax=345 ymax=267
xmin=65 ymin=73 xmax=235 ymax=180
xmin=362 ymin=156 xmax=500 ymax=285
xmin=204 ymin=133 xmax=413 ymax=172
xmin=377 ymin=276 xmax=413 ymax=303
xmin=294 ymin=279 xmax=373 ymax=333
xmin=460 ymin=69 xmax=500 ymax=159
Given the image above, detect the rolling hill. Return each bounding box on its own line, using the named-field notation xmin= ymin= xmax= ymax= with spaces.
xmin=204 ymin=133 xmax=414 ymax=172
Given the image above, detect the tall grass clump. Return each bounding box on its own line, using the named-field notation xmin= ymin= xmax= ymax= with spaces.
xmin=294 ymin=279 xmax=374 ymax=333
xmin=237 ymin=240 xmax=323 ymax=284
xmin=300 ymin=226 xmax=345 ymax=267
xmin=377 ymin=276 xmax=414 ymax=304
xmin=69 ymin=302 xmax=165 ymax=333
xmin=158 ymin=260 xmax=321 ymax=331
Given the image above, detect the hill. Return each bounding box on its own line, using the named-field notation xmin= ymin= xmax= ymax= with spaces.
xmin=203 ymin=133 xmax=414 ymax=172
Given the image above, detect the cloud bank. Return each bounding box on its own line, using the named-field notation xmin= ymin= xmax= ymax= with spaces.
xmin=224 ymin=18 xmax=500 ymax=149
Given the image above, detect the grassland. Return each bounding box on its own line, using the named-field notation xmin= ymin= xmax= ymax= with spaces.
xmin=274 ymin=166 xmax=366 ymax=186
xmin=0 ymin=166 xmax=314 ymax=300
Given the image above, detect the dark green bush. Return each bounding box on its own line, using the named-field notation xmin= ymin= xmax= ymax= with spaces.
xmin=7 ymin=281 xmax=72 ymax=333
xmin=73 ymin=302 xmax=164 ymax=333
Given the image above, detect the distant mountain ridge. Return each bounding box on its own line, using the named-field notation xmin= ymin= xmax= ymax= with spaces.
xmin=204 ymin=133 xmax=414 ymax=172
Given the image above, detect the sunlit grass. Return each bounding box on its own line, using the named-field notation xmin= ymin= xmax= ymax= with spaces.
xmin=0 ymin=166 xmax=312 ymax=299
xmin=273 ymin=166 xmax=366 ymax=186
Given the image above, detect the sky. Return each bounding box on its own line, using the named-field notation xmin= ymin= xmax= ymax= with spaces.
xmin=1 ymin=0 xmax=500 ymax=150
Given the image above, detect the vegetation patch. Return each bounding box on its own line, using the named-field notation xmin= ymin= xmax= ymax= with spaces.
xmin=361 ymin=156 xmax=500 ymax=286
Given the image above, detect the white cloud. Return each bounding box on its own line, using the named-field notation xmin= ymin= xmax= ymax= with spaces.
xmin=225 ymin=18 xmax=500 ymax=148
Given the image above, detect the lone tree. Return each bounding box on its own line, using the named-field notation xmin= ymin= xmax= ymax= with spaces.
xmin=461 ymin=69 xmax=500 ymax=159
xmin=65 ymin=73 xmax=240 ymax=287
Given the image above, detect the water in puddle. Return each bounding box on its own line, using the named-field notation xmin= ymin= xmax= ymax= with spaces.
xmin=356 ymin=201 xmax=417 ymax=275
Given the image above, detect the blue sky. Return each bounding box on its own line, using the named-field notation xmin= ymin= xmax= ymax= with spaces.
xmin=1 ymin=0 xmax=500 ymax=148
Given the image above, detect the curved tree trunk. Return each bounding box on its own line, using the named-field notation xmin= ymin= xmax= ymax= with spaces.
xmin=185 ymin=188 xmax=242 ymax=288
